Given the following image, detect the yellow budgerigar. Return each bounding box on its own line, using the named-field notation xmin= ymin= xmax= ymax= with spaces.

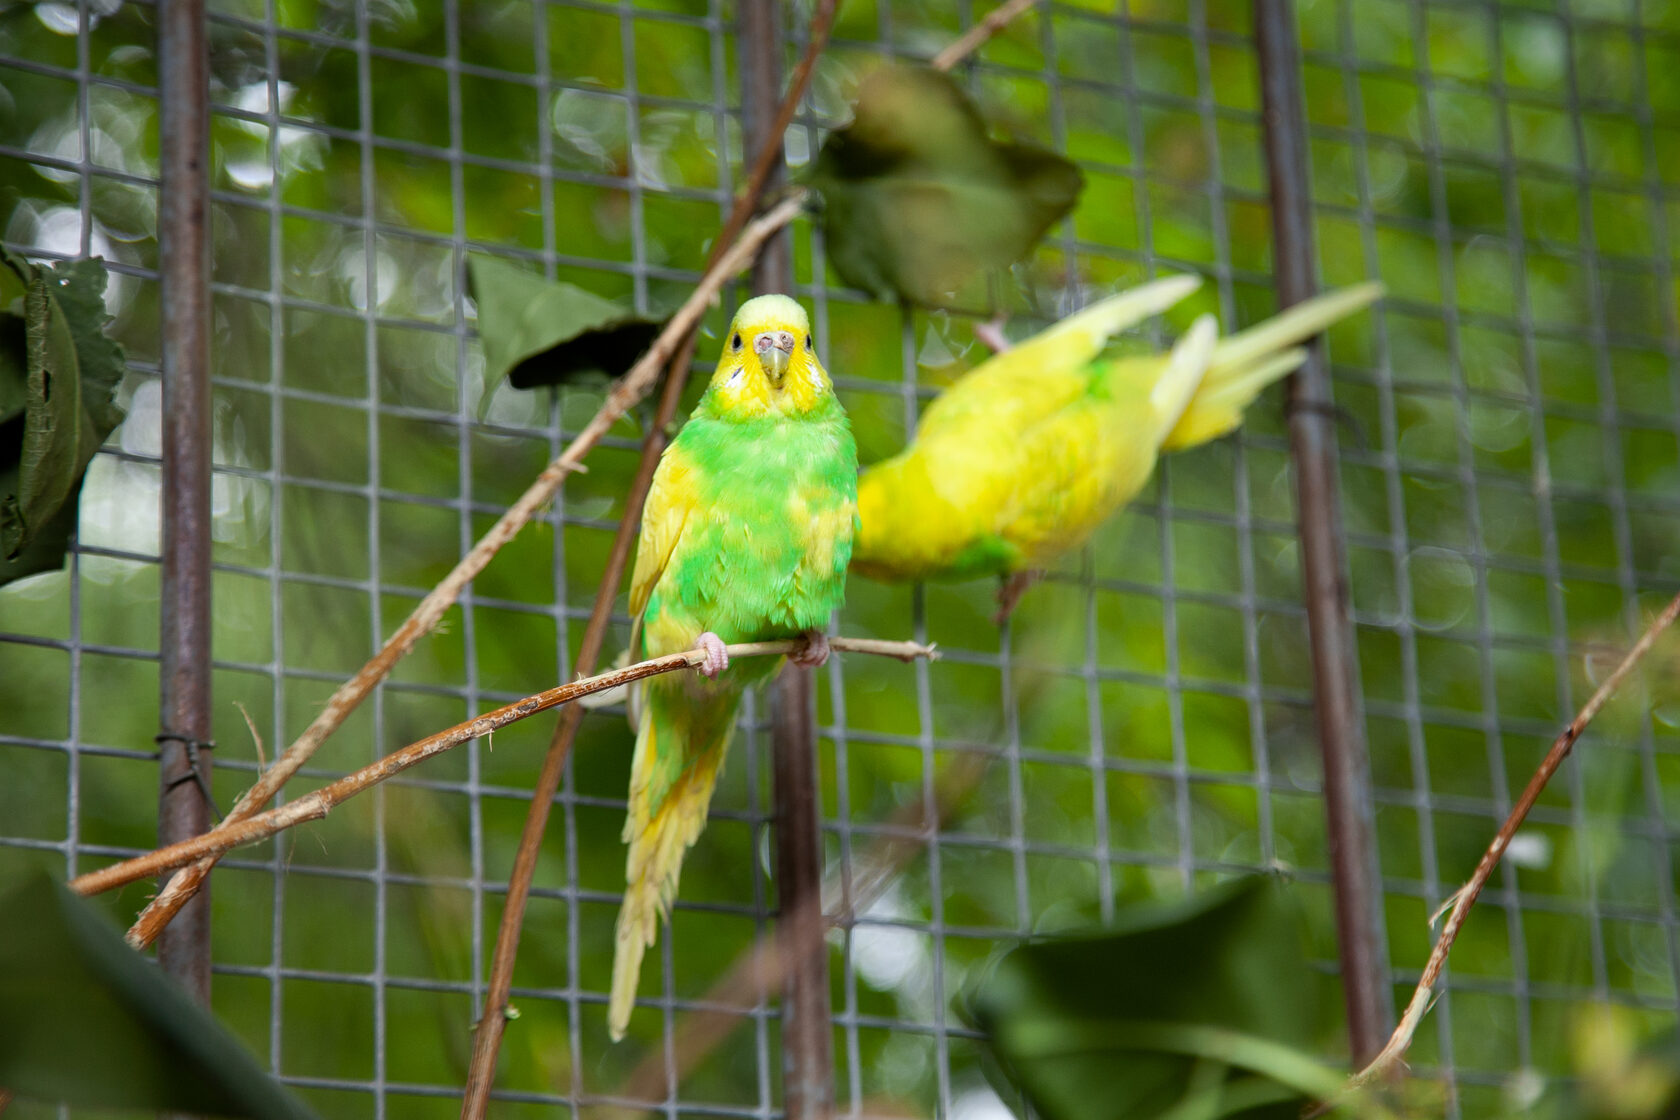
xmin=851 ymin=275 xmax=1383 ymax=617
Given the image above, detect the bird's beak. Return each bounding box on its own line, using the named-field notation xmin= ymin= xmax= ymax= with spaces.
xmin=754 ymin=330 xmax=796 ymax=385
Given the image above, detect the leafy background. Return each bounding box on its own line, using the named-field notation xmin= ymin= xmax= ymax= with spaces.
xmin=2 ymin=0 xmax=1679 ymax=1117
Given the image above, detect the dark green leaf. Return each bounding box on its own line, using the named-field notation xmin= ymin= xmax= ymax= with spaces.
xmin=0 ymin=465 xmax=81 ymax=586
xmin=466 ymin=253 xmax=666 ymax=417
xmin=0 ymin=251 xmax=128 ymax=587
xmin=0 ymin=872 xmax=321 ymax=1120
xmin=0 ymin=314 xmax=26 ymax=427
xmin=10 ymin=268 xmax=85 ymax=557
xmin=806 ymin=65 xmax=1084 ymax=311
xmin=0 ymin=253 xmax=27 ymax=315
xmin=0 ymin=252 xmax=29 ymax=430
xmin=964 ymin=876 xmax=1350 ymax=1120
xmin=47 ymin=256 xmax=128 ymax=439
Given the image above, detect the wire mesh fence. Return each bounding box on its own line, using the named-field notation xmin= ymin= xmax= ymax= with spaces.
xmin=1 ymin=0 xmax=1679 ymax=1117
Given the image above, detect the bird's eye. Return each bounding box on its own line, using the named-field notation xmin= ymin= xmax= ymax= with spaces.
xmin=805 ymin=335 xmax=813 ymax=349
xmin=731 ymin=333 xmax=742 ymax=351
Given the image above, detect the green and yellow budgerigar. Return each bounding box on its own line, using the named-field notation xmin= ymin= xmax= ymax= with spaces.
xmin=851 ymin=276 xmax=1383 ymax=615
xmin=609 ymin=294 xmax=858 ymax=1040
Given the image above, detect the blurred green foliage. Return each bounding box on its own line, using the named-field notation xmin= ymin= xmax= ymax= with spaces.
xmin=0 ymin=252 xmax=127 ymax=587
xmin=966 ymin=877 xmax=1335 ymax=1120
xmin=465 ymin=253 xmax=666 ymax=414
xmin=808 ymin=64 xmax=1084 ymax=310
xmin=0 ymin=873 xmax=318 ymax=1120
xmin=1 ymin=0 xmax=1679 ymax=1117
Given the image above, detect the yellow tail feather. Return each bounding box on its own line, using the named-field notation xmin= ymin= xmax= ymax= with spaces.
xmin=1206 ymin=282 xmax=1383 ymax=377
xmin=1148 ymin=314 xmax=1218 ymax=446
xmin=1161 ymin=282 xmax=1383 ymax=452
xmin=607 ymin=688 xmax=735 ymax=1040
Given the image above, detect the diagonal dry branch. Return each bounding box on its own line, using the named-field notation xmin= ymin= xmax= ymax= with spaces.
xmin=71 ymin=635 xmax=934 ymax=899
xmin=929 ymin=0 xmax=1040 ymax=71
xmin=121 ymin=194 xmax=808 ymax=949
xmin=1341 ymin=588 xmax=1680 ymax=1096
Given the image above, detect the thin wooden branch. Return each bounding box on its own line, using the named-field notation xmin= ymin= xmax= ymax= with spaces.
xmin=1344 ymin=588 xmax=1680 ymax=1092
xmin=601 ymin=753 xmax=990 ymax=1115
xmin=71 ymin=635 xmax=934 ymax=899
xmin=929 ymin=0 xmax=1040 ymax=71
xmin=459 ymin=6 xmax=841 ymax=1112
xmin=122 ymin=192 xmax=808 ymax=949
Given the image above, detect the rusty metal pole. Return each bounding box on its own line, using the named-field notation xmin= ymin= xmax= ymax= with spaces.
xmin=156 ymin=0 xmax=214 ymax=1007
xmin=740 ymin=0 xmax=835 ymax=1114
xmin=1254 ymin=0 xmax=1393 ymax=1064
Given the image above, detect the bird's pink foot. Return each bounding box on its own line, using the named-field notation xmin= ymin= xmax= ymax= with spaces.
xmin=790 ymin=630 xmax=831 ymax=668
xmin=694 ymin=632 xmax=730 ymax=678
xmin=974 ymin=314 xmax=1012 ymax=354
xmin=993 ymin=570 xmax=1044 ymax=625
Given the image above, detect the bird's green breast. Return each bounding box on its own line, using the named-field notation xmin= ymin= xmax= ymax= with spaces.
xmin=652 ymin=403 xmax=858 ymax=650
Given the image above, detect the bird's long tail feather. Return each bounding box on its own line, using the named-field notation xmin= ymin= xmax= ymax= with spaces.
xmin=608 ymin=681 xmax=741 ymax=1040
xmin=1148 ymin=314 xmax=1218 ymax=446
xmin=1162 ymin=281 xmax=1384 ymax=452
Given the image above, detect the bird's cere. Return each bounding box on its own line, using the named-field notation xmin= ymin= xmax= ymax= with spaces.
xmin=756 ymin=330 xmax=795 ymax=382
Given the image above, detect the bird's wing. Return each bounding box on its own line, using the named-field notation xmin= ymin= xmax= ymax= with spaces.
xmin=991 ymin=368 xmax=1165 ymax=568
xmin=917 ymin=274 xmax=1202 ymax=442
xmin=629 ymin=442 xmax=701 ymax=652
xmin=1007 ymin=273 xmax=1202 ymax=372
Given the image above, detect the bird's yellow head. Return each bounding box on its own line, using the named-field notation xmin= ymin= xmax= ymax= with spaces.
xmin=703 ymin=294 xmax=834 ymax=419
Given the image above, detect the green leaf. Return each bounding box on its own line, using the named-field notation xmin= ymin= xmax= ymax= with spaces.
xmin=9 ymin=268 xmax=87 ymax=556
xmin=0 ymin=466 xmax=82 ymax=587
xmin=963 ymin=876 xmax=1364 ymax=1120
xmin=806 ymin=65 xmax=1085 ymax=311
xmin=466 ymin=253 xmax=666 ymax=418
xmin=0 ymin=871 xmax=321 ymax=1120
xmin=0 ymin=314 xmax=27 ymax=427
xmin=0 ymin=253 xmax=27 ymax=315
xmin=0 ymin=251 xmax=128 ymax=587
xmin=47 ymin=256 xmax=128 ymax=440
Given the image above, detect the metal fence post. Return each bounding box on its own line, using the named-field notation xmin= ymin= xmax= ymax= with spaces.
xmin=155 ymin=0 xmax=214 ymax=1007
xmin=1253 ymin=0 xmax=1395 ymax=1065
xmin=739 ymin=0 xmax=835 ymax=1113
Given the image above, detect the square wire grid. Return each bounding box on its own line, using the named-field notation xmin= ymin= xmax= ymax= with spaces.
xmin=0 ymin=0 xmax=1678 ymax=1118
